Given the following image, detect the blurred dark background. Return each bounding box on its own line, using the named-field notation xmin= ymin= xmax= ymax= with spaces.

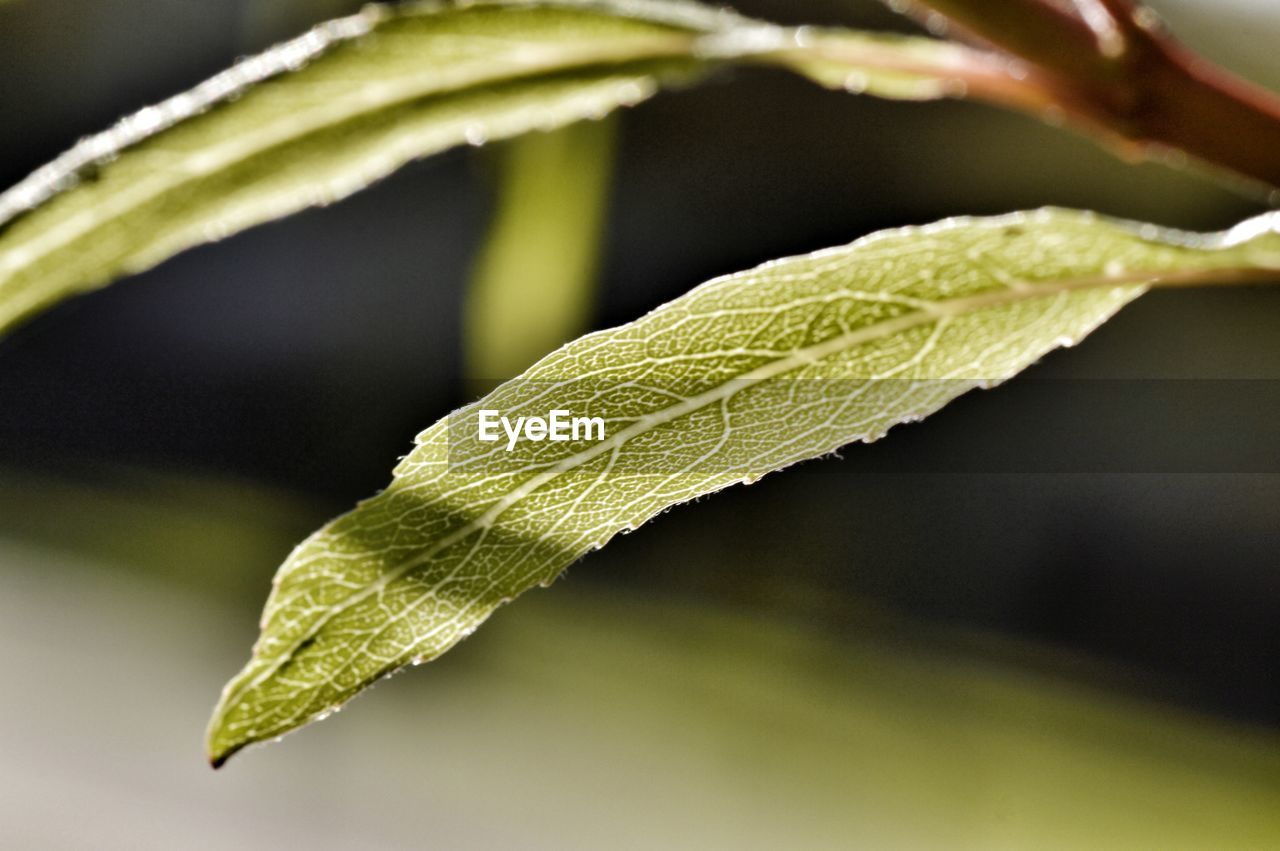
xmin=0 ymin=1 xmax=1277 ymax=847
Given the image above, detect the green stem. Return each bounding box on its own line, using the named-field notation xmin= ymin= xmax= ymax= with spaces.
xmin=464 ymin=117 xmax=618 ymax=389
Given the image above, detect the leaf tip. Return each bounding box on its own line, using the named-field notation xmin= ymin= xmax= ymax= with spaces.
xmin=205 ymin=672 xmax=258 ymax=770
xmin=204 ymin=712 xmax=242 ymax=770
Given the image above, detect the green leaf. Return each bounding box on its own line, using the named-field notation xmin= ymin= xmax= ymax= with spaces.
xmin=0 ymin=0 xmax=990 ymax=336
xmin=207 ymin=209 xmax=1280 ymax=765
xmin=464 ymin=116 xmax=617 ymax=385
xmin=0 ymin=0 xmax=706 ymax=334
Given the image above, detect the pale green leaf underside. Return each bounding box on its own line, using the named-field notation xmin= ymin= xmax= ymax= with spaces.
xmin=207 ymin=209 xmax=1280 ymax=765
xmin=0 ymin=0 xmax=964 ymax=335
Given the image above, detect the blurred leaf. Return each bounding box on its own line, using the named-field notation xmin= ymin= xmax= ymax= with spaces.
xmin=465 ymin=117 xmax=617 ymax=385
xmin=0 ymin=0 xmax=994 ymax=337
xmin=207 ymin=209 xmax=1280 ymax=765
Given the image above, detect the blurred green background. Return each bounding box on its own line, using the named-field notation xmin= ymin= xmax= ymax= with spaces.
xmin=0 ymin=0 xmax=1278 ymax=847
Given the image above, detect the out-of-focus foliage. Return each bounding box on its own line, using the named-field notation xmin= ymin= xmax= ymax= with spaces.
xmin=2 ymin=470 xmax=1277 ymax=847
xmin=465 ymin=118 xmax=617 ymax=383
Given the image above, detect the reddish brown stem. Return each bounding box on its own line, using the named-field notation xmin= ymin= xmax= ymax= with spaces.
xmin=897 ymin=0 xmax=1280 ymax=191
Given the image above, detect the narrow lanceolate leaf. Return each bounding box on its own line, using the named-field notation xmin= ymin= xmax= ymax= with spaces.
xmin=208 ymin=209 xmax=1280 ymax=765
xmin=0 ymin=0 xmax=1005 ymax=336
xmin=0 ymin=0 xmax=713 ymax=333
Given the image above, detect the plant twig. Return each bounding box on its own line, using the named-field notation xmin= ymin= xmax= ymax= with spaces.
xmin=889 ymin=0 xmax=1280 ymax=193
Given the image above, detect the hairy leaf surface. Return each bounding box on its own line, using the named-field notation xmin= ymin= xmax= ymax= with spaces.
xmin=0 ymin=0 xmax=968 ymax=335
xmin=207 ymin=209 xmax=1280 ymax=765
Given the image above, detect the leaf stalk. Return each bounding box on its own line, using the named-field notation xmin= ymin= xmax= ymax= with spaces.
xmin=894 ymin=0 xmax=1280 ymax=191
